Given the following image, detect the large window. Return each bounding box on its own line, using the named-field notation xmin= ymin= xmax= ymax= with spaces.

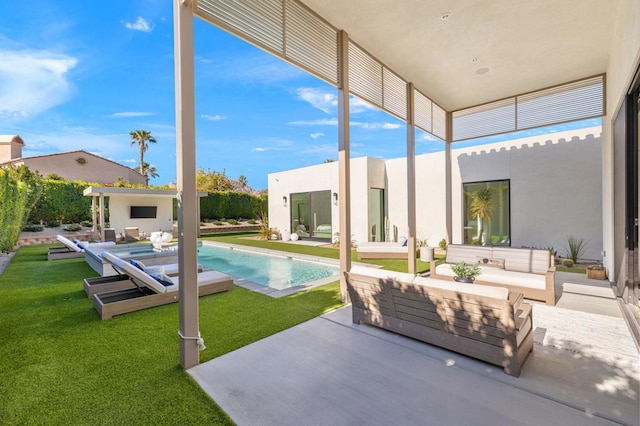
xmin=368 ymin=188 xmax=385 ymax=242
xmin=291 ymin=190 xmax=332 ymax=240
xmin=463 ymin=180 xmax=510 ymax=246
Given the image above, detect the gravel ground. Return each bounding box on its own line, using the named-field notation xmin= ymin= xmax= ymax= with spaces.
xmin=0 ymin=252 xmax=15 ymax=275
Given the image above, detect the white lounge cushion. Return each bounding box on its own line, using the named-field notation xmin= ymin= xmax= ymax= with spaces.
xmin=356 ymin=242 xmax=408 ymax=254
xmin=76 ymin=240 xmax=116 ymax=249
xmin=413 ymin=276 xmax=509 ymax=300
xmin=435 ymin=263 xmax=546 ymax=290
xmin=56 ymin=235 xmax=84 ymax=252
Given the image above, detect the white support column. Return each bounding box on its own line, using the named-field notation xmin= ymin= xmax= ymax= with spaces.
xmin=99 ymin=193 xmax=105 ymax=241
xmin=174 ymin=0 xmax=199 ymax=369
xmin=406 ymin=83 xmax=416 ymax=274
xmin=338 ymin=30 xmax=351 ymax=302
xmin=445 ymin=112 xmax=453 ymax=244
xmin=91 ymin=196 xmax=97 ymax=235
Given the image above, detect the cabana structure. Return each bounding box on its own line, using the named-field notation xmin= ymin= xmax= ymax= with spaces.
xmin=83 ymin=186 xmax=207 ymax=241
xmin=173 ymin=0 xmax=640 ymax=368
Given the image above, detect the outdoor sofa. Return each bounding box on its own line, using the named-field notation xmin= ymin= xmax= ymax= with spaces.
xmin=92 ymin=252 xmax=233 ymax=320
xmin=47 ymin=235 xmax=116 ymax=261
xmin=345 ymin=266 xmax=534 ymax=376
xmin=356 ymin=238 xmax=409 ymax=259
xmin=430 ymin=244 xmax=556 ymax=305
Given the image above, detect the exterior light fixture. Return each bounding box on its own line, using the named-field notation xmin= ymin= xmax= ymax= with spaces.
xmin=283 ymin=196 xmax=288 ymax=207
xmin=333 ymin=192 xmax=338 ymax=205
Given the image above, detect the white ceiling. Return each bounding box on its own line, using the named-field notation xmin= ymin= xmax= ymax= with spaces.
xmin=300 ymin=0 xmax=618 ymax=111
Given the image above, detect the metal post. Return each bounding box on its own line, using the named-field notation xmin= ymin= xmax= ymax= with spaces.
xmin=406 ymin=83 xmax=416 ymax=274
xmin=174 ymin=0 xmax=199 ymax=369
xmin=338 ymin=30 xmax=351 ymax=302
xmin=99 ymin=193 xmax=105 ymax=241
xmin=445 ymin=112 xmax=453 ymax=244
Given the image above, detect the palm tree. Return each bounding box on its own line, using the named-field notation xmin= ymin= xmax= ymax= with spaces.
xmin=141 ymin=162 xmax=159 ymax=185
xmin=129 ymin=130 xmax=156 ymax=179
xmin=238 ymin=174 xmax=248 ymax=188
xmin=470 ymin=187 xmax=494 ymax=245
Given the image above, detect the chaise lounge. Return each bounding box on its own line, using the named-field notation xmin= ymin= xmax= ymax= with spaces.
xmin=356 ymin=238 xmax=409 ymax=259
xmin=345 ymin=266 xmax=534 ymax=376
xmin=92 ymin=252 xmax=233 ymax=320
xmin=48 ymin=235 xmax=116 ymax=261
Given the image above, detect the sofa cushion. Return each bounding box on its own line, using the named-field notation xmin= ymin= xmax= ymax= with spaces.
xmin=445 ymin=245 xmax=491 ymax=264
xmin=491 ymin=247 xmax=534 ymax=273
xmin=530 ymin=249 xmax=552 ymax=274
xmin=435 ymin=263 xmax=546 ymax=290
xmin=413 ymin=276 xmax=509 ymax=300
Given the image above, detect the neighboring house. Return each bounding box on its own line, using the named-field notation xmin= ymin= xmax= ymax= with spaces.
xmin=269 ymin=126 xmax=603 ymax=261
xmin=0 ymin=135 xmax=146 ymax=185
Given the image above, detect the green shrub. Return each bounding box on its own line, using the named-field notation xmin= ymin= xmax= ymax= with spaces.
xmin=22 ymin=224 xmax=44 ymax=232
xmin=0 ymin=166 xmax=43 ymax=250
xmin=29 ymin=179 xmax=93 ymax=223
xmin=562 ymin=259 xmax=574 ymax=268
xmin=64 ymin=224 xmax=82 ymax=232
xmin=247 ymin=219 xmax=257 ymax=224
xmin=80 ymin=220 xmax=93 ymax=227
xmin=213 ymin=221 xmax=223 ymax=226
xmin=45 ymin=220 xmax=60 ymax=228
xmin=227 ymin=219 xmax=238 ymax=225
xmin=564 ymin=235 xmax=588 ymax=263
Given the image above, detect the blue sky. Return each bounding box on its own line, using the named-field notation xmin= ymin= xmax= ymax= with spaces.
xmin=0 ymin=1 xmax=599 ymax=190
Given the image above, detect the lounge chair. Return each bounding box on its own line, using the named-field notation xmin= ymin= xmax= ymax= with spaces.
xmin=92 ymin=252 xmax=233 ymax=320
xmin=149 ymin=231 xmax=174 ymax=251
xmin=124 ymin=227 xmax=141 ymax=242
xmin=356 ymin=238 xmax=409 ymax=259
xmin=47 ymin=235 xmax=116 ymax=261
xmin=83 ymin=258 xmax=204 ymax=297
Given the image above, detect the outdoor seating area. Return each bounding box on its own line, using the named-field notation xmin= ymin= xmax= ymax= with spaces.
xmin=92 ymin=252 xmax=233 ymax=320
xmin=345 ymin=266 xmax=533 ymax=376
xmin=430 ymin=244 xmax=557 ymax=305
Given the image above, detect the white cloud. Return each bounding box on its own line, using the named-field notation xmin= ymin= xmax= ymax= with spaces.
xmin=350 ymin=96 xmax=376 ymax=113
xmin=288 ymin=118 xmax=338 ymax=126
xmin=201 ymin=114 xmax=226 ymax=121
xmin=251 ymin=147 xmax=268 ymax=152
xmin=353 ymin=121 xmax=402 ymax=130
xmin=310 ymin=132 xmax=324 ymax=139
xmin=111 ymin=111 xmax=154 ymax=118
xmin=124 ymin=17 xmax=153 ymax=33
xmin=0 ymin=49 xmax=77 ymax=119
xmin=296 ymin=87 xmax=337 ymax=114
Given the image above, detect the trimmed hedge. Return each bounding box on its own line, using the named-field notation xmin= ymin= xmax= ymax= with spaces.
xmin=200 ymin=192 xmax=267 ymax=220
xmin=0 ymin=166 xmax=43 ymax=251
xmin=29 ymin=180 xmax=94 ymax=223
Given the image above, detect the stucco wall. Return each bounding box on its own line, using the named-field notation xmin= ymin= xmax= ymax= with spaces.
xmin=269 ymin=127 xmax=603 ymax=261
xmin=108 ymin=196 xmax=174 ymax=237
xmin=22 ymin=152 xmax=145 ymax=185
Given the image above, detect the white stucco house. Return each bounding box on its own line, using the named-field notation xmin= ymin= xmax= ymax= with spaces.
xmin=269 ymin=125 xmax=603 ymax=261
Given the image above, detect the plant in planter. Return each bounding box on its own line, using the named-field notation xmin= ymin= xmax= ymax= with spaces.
xmin=451 ymin=261 xmax=481 ymax=283
xmin=470 ymin=187 xmax=495 ymax=245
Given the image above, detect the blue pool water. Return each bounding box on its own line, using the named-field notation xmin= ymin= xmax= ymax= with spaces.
xmin=197 ymin=244 xmax=339 ymax=289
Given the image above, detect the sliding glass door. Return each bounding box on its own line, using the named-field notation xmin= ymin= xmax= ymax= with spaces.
xmin=369 ymin=188 xmax=385 ymax=242
xmin=290 ymin=190 xmax=332 ymax=240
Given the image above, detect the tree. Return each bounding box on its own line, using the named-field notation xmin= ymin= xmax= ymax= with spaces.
xmin=129 ymin=130 xmax=156 ymax=184
xmin=141 ymin=162 xmax=159 ymax=185
xmin=470 ymin=187 xmax=494 ymax=245
xmin=238 ymin=174 xmax=248 ymax=188
xmin=324 ymin=158 xmax=335 ymax=163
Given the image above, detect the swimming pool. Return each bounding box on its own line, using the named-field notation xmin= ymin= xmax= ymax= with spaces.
xmin=198 ymin=243 xmax=339 ymax=290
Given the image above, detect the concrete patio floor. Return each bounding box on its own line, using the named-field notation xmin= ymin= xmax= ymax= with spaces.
xmin=190 ymin=273 xmax=640 ymax=426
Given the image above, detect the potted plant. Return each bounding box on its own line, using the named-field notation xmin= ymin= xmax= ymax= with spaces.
xmin=417 ymin=238 xmax=434 ymax=261
xmin=451 ymin=261 xmax=481 ymax=283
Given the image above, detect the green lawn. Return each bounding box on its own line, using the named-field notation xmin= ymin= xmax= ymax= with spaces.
xmin=0 ymin=233 xmax=423 ymax=424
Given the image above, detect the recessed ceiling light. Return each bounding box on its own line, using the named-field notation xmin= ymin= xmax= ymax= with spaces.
xmin=441 ymin=12 xmax=451 ymax=20
xmin=476 ymin=67 xmax=490 ymax=75
xmin=471 ymin=57 xmax=479 ymax=63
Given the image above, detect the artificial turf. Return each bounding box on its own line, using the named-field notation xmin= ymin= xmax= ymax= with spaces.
xmin=0 ymin=242 xmax=345 ymax=424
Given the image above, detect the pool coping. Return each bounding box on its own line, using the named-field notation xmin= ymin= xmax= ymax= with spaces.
xmin=199 ymin=241 xmax=376 ymax=298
